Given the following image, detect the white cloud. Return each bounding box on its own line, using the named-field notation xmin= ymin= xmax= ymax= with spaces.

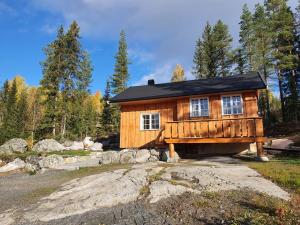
xmin=30 ymin=0 xmax=299 ymax=86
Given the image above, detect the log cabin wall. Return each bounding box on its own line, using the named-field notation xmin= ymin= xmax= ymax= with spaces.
xmin=120 ymin=101 xmax=176 ymax=148
xmin=119 ymin=91 xmax=259 ymax=148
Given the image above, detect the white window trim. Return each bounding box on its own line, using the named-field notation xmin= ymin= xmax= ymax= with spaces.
xmin=189 ymin=97 xmax=210 ymax=117
xmin=140 ymin=113 xmax=160 ymax=131
xmin=221 ymin=94 xmax=243 ymax=116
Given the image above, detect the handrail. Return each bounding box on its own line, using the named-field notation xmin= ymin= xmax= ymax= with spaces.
xmin=166 ymin=117 xmax=262 ymax=123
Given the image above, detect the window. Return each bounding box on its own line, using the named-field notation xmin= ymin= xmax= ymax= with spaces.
xmin=190 ymin=98 xmax=209 ymax=117
xmin=141 ymin=113 xmax=160 ymax=130
xmin=222 ymin=95 xmax=243 ymax=115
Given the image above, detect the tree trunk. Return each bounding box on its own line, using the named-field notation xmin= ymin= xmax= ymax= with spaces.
xmin=263 ymin=66 xmax=270 ymax=120
xmin=278 ymin=70 xmax=286 ymax=122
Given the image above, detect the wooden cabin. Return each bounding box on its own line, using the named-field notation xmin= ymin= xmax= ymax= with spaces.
xmin=110 ymin=72 xmax=267 ymax=159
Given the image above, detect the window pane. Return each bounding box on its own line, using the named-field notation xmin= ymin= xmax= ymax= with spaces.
xmin=143 ymin=115 xmax=150 ymax=130
xmin=200 ymin=99 xmax=209 ymax=116
xmin=151 ymin=114 xmax=160 ymax=129
xmin=232 ymin=96 xmax=242 ymax=114
xmin=222 ymin=97 xmax=232 ymax=115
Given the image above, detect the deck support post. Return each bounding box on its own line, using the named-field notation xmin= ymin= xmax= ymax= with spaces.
xmin=169 ymin=143 xmax=175 ymax=158
xmin=256 ymin=142 xmax=269 ymax=162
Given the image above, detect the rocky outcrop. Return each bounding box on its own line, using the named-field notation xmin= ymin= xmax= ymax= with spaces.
xmin=38 ymin=155 xmax=64 ymax=168
xmin=99 ymin=149 xmax=160 ymax=165
xmin=32 ymin=139 xmax=65 ymax=152
xmin=0 ymin=158 xmax=26 ymax=172
xmin=66 ymin=141 xmax=84 ymax=151
xmin=88 ymin=142 xmax=103 ymax=151
xmin=0 ymin=138 xmax=28 ymax=154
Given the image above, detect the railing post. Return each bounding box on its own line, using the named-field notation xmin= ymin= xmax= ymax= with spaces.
xmin=256 ymin=141 xmax=269 ymax=162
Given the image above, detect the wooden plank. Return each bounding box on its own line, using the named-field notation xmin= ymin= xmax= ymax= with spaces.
xmin=189 ymin=121 xmax=196 ymax=137
xmin=255 ymin=118 xmax=264 ymax=137
xmin=234 ymin=119 xmax=242 ymax=137
xmin=165 ymin=123 xmax=171 ymax=138
xmin=216 ymin=120 xmax=223 ymax=137
xmin=200 ymin=121 xmax=209 ymax=138
xmin=171 ymin=122 xmax=178 ymax=138
xmin=177 ymin=122 xmax=183 ymax=138
xmin=242 ymin=119 xmax=248 ymax=137
xmin=195 ymin=121 xmax=201 ymax=137
xmin=165 ymin=137 xmax=267 ymax=144
xmin=223 ymin=120 xmax=230 ymax=137
xmin=169 ymin=143 xmax=175 ymax=158
xmin=247 ymin=119 xmax=255 ymax=137
xmin=230 ymin=120 xmax=236 ymax=137
xmin=208 ymin=121 xmax=217 ymax=137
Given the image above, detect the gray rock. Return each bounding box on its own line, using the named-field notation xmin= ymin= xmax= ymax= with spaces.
xmin=149 ymin=149 xmax=160 ymax=162
xmin=0 ymin=138 xmax=28 ymax=154
xmin=135 ymin=149 xmax=150 ymax=163
xmin=88 ymin=142 xmax=103 ymax=151
xmin=38 ymin=155 xmax=64 ymax=168
xmin=119 ymin=149 xmax=136 ymax=164
xmin=24 ymin=163 xmax=38 ymax=174
xmin=83 ymin=137 xmax=94 ymax=149
xmin=99 ymin=151 xmax=120 ymax=164
xmin=161 ymin=149 xmax=180 ymax=163
xmin=25 ymin=155 xmax=42 ymax=169
xmin=32 ymin=139 xmax=65 ymax=152
xmin=0 ymin=158 xmax=26 ymax=172
xmin=67 ymin=141 xmax=84 ymax=151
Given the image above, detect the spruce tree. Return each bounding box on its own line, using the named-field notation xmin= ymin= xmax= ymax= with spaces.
xmin=101 ymin=80 xmax=114 ymax=135
xmin=213 ymin=20 xmax=233 ymax=77
xmin=171 ymin=64 xmax=186 ymax=82
xmin=16 ymin=90 xmax=28 ymax=137
xmin=40 ymin=26 xmax=65 ymax=137
xmin=232 ymin=47 xmax=247 ymax=74
xmin=239 ymin=4 xmax=254 ymax=71
xmin=252 ymin=3 xmax=273 ymax=120
xmin=2 ymin=79 xmax=18 ymax=140
xmin=193 ymin=21 xmax=233 ymax=78
xmin=111 ymin=30 xmax=130 ymax=95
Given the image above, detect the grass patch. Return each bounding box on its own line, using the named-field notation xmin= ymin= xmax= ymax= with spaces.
xmin=48 ymin=150 xmax=91 ymax=157
xmin=139 ymin=185 xmax=150 ymax=195
xmin=246 ymin=154 xmax=300 ymax=193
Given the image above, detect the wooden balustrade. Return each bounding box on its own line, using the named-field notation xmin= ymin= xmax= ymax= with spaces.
xmin=164 ymin=117 xmax=264 ymax=140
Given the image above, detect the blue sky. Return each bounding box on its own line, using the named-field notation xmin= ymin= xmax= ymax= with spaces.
xmin=0 ymin=0 xmax=298 ymax=94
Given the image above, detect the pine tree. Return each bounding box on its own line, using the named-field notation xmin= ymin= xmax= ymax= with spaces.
xmin=232 ymin=47 xmax=247 ymax=74
xmin=111 ymin=30 xmax=130 ymax=95
xmin=101 ymin=80 xmax=114 ymax=135
xmin=171 ymin=64 xmax=186 ymax=82
xmin=239 ymin=4 xmax=254 ymax=71
xmin=213 ymin=20 xmax=233 ymax=77
xmin=266 ymin=0 xmax=299 ymax=122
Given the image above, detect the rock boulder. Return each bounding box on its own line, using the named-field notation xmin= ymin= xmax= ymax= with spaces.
xmin=67 ymin=141 xmax=84 ymax=151
xmin=119 ymin=150 xmax=136 ymax=164
xmin=99 ymin=151 xmax=120 ymax=164
xmin=161 ymin=149 xmax=180 ymax=163
xmin=38 ymin=155 xmax=64 ymax=168
xmin=135 ymin=149 xmax=151 ymax=163
xmin=32 ymin=139 xmax=65 ymax=152
xmin=0 ymin=158 xmax=26 ymax=172
xmin=83 ymin=137 xmax=94 ymax=149
xmin=0 ymin=138 xmax=28 ymax=154
xmin=88 ymin=142 xmax=103 ymax=151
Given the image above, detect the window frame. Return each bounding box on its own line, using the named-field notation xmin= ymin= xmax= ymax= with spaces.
xmin=140 ymin=112 xmax=160 ymax=131
xmin=189 ymin=97 xmax=210 ymax=118
xmin=221 ymin=94 xmax=243 ymax=116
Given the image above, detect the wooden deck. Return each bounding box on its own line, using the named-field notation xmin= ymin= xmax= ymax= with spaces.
xmin=163 ymin=117 xmax=266 ymax=158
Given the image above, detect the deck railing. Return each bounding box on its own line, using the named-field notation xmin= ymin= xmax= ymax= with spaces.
xmin=164 ymin=117 xmax=264 ymax=139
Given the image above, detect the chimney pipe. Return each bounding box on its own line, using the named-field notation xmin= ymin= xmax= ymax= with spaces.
xmin=148 ymin=79 xmax=155 ymax=85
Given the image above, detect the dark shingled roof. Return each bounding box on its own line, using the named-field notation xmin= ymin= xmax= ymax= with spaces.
xmin=110 ymin=71 xmax=266 ymax=103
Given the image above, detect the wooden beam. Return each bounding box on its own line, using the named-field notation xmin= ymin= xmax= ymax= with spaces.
xmin=165 ymin=137 xmax=266 ymax=144
xmin=256 ymin=142 xmax=264 ymax=157
xmin=169 ymin=143 xmax=175 ymax=158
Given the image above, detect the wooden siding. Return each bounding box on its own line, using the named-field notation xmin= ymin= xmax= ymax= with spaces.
xmin=120 ymin=101 xmax=176 ymax=148
xmin=119 ymin=91 xmax=261 ymax=148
